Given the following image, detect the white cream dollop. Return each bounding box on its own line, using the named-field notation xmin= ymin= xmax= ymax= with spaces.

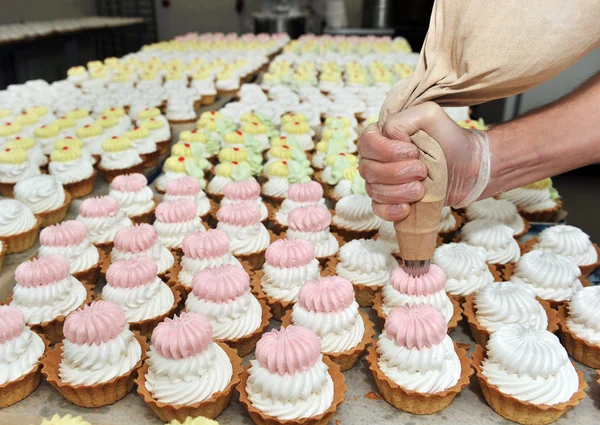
xmin=76 ymin=211 xmax=132 ymax=245
xmin=154 ymin=217 xmax=204 ymax=250
xmin=38 ymin=240 xmax=99 ymax=275
xmin=534 ymin=225 xmax=598 ymax=266
xmin=0 ymin=199 xmax=38 ymax=237
xmin=100 ymin=149 xmax=143 ymax=170
xmin=261 ymin=259 xmax=320 ymax=303
xmin=566 ymin=286 xmax=600 ymax=345
xmin=466 ymin=199 xmax=525 ymax=235
xmin=217 ymin=222 xmax=270 ymax=256
xmin=111 ymin=241 xmax=175 ymax=276
xmin=498 ymin=187 xmax=557 ymax=213
xmin=439 ymin=206 xmax=457 ymax=233
xmin=49 ymin=158 xmax=94 ymax=184
xmin=460 ymin=220 xmax=521 ymax=265
xmin=336 ymin=239 xmax=395 ymax=288
xmin=14 ymin=175 xmax=66 ymax=214
xmin=102 ymin=277 xmax=174 ymax=323
xmin=287 ymin=228 xmax=339 ymax=258
xmin=109 ymin=186 xmax=155 ymax=218
xmin=332 ymin=194 xmax=382 ymax=232
xmin=0 ymin=326 xmax=46 ymax=385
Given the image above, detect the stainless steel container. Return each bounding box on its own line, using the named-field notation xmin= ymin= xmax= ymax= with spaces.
xmin=362 ymin=0 xmax=398 ymax=28
xmin=253 ymin=12 xmax=307 ymax=39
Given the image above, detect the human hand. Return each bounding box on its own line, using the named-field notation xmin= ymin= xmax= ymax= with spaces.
xmin=358 ymin=102 xmax=491 ymax=222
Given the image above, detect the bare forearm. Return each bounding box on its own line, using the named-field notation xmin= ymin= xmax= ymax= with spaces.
xmin=481 ymin=72 xmax=600 ymax=198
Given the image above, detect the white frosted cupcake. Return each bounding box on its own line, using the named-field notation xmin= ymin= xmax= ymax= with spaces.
xmin=14 ymin=175 xmax=70 ymax=227
xmin=287 ymin=205 xmax=340 ymax=263
xmin=0 ymin=147 xmax=41 ymax=196
xmin=154 ymin=199 xmax=205 ymax=253
xmin=4 ymin=136 xmax=47 ymax=167
xmin=48 ymin=145 xmax=96 ymax=198
xmin=221 ymin=180 xmax=268 ymax=221
xmin=109 ymin=173 xmax=156 ymax=224
xmin=466 ymin=198 xmax=527 ymax=236
xmin=76 ymin=196 xmax=132 ymax=253
xmin=560 ymin=286 xmax=600 ymax=368
xmin=164 ymin=176 xmax=212 ymax=219
xmin=274 ymin=181 xmax=327 ymax=230
xmin=332 ymin=193 xmax=382 ymax=240
xmin=497 ymin=178 xmax=561 ymax=222
xmin=459 ymin=219 xmax=521 ymax=271
xmin=0 ymin=199 xmax=41 ymax=254
xmin=98 ymin=136 xmax=144 ymax=183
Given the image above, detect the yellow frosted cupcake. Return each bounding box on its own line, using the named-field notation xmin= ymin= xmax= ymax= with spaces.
xmin=49 ymin=145 xmax=96 ymax=198
xmin=98 ymin=136 xmax=144 ymax=183
xmin=34 ymin=123 xmax=62 ymax=155
xmin=280 ymin=120 xmax=314 ymax=151
xmin=125 ymin=127 xmax=159 ymax=168
xmin=497 ymin=178 xmax=562 ymax=222
xmin=0 ymin=147 xmax=41 ymax=196
xmin=154 ymin=155 xmax=206 ymax=194
xmin=139 ymin=117 xmax=172 ymax=155
xmin=76 ymin=123 xmax=105 ymax=158
xmin=0 ymin=121 xmax=22 ymax=143
xmin=5 ymin=136 xmax=47 ymax=168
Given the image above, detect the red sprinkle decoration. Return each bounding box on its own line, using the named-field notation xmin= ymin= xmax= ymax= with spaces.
xmin=112 ymin=136 xmax=118 ymax=139
xmin=282 ymin=161 xmax=288 ymax=165
xmin=62 ymin=146 xmax=69 ymax=150
xmin=178 ymin=157 xmax=185 ymax=162
xmin=232 ymin=161 xmax=239 ymax=165
xmin=236 ymin=131 xmax=242 ymax=136
xmin=282 ymin=145 xmax=290 ymax=149
xmin=184 ymin=143 xmax=190 ymax=148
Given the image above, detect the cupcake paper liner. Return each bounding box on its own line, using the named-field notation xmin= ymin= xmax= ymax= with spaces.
xmin=98 ymin=162 xmax=146 ymax=183
xmin=266 ymin=203 xmax=286 ymax=234
xmin=329 ymin=224 xmax=378 ymax=242
xmin=217 ymin=297 xmax=272 ymax=356
xmin=94 ymin=240 xmax=114 ymax=257
xmin=472 ymin=345 xmax=587 ymax=425
xmin=366 ymin=342 xmax=473 ymax=415
xmin=1 ymin=217 xmax=42 ymax=254
xmin=156 ymin=138 xmax=172 ymax=156
xmin=518 ymin=199 xmax=563 ymax=223
xmin=201 ymin=95 xmax=216 ymax=105
xmin=250 ymin=271 xmax=294 ymax=321
xmin=63 ymin=170 xmax=97 ymax=198
xmin=557 ymin=304 xmax=600 ymax=368
xmin=372 ymin=293 xmax=462 ymax=334
xmin=0 ymin=181 xmax=16 ymax=197
xmin=282 ymin=310 xmax=375 ymax=372
xmin=524 ymin=238 xmax=600 ymax=278
xmin=42 ymin=332 xmax=148 ymax=407
xmin=0 ymin=241 xmax=6 ymax=273
xmin=136 ymin=342 xmax=242 ymax=422
xmin=0 ymin=334 xmax=50 ymax=408
xmin=237 ymin=356 xmax=346 ymax=425
xmin=130 ymin=198 xmax=158 ymax=225
xmin=37 ymin=191 xmax=72 ymax=227
xmin=438 ymin=211 xmax=465 ymax=244
xmin=462 ymin=296 xmax=559 ymax=347
xmin=514 ymin=217 xmax=532 ymax=239
xmin=141 ymin=150 xmax=161 ymax=169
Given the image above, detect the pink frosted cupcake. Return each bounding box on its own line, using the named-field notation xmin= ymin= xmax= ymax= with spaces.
xmin=283 ymin=276 xmax=374 ymax=371
xmin=253 ymin=239 xmax=320 ymax=320
xmin=76 ymin=196 xmax=132 ymax=254
xmin=216 ymin=202 xmax=271 ymax=270
xmin=10 ymin=256 xmax=89 ymax=344
xmin=108 ymin=173 xmax=156 ymax=224
xmin=286 ymin=205 xmax=340 ymax=265
xmin=103 ymin=257 xmax=179 ymax=338
xmin=153 ymin=199 xmax=205 ymax=255
xmin=111 ymin=224 xmax=175 ymax=280
xmin=186 ymin=265 xmax=270 ymax=356
xmin=273 ymin=181 xmax=327 ymax=232
xmin=174 ymin=229 xmax=241 ymax=291
xmin=38 ymin=220 xmax=101 ymax=287
xmin=42 ymin=301 xmax=146 ymax=407
xmin=136 ymin=312 xmax=242 ymax=422
xmin=164 ymin=176 xmax=212 ymax=219
xmin=238 ymin=325 xmax=345 ymax=423
xmin=221 ymin=180 xmax=268 ymax=222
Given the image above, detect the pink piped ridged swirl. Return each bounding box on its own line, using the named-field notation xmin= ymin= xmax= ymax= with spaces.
xmin=255 ymin=325 xmax=321 ymax=376
xmin=223 ymin=180 xmax=261 ymax=201
xmin=287 ymin=205 xmax=331 ymax=232
xmin=106 ymin=257 xmax=157 ymax=288
xmin=114 ymin=224 xmax=158 ymax=253
xmin=265 ymin=239 xmax=315 ymax=268
xmin=182 ymin=229 xmax=230 ymax=259
xmin=288 ymin=181 xmax=323 ymax=202
xmin=156 ymin=199 xmax=197 ymax=223
xmin=390 ymin=264 xmax=446 ymax=296
xmin=63 ymin=301 xmax=126 ymax=345
xmin=217 ymin=202 xmax=261 ymax=226
xmin=151 ymin=312 xmax=213 ymax=360
xmin=79 ymin=196 xmax=120 ymax=218
xmin=0 ymin=305 xmax=25 ymax=344
xmin=165 ymin=176 xmax=201 ymax=196
xmin=111 ymin=173 xmax=148 ymax=192
xmin=191 ymin=265 xmax=249 ymax=302
xmin=385 ymin=304 xmax=447 ymax=349
xmin=15 ymin=256 xmax=70 ymax=288
xmin=40 ymin=220 xmax=87 ymax=247
xmin=298 ymin=276 xmax=355 ymax=313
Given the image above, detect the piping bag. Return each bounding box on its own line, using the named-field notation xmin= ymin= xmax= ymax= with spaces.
xmin=376 ymin=0 xmax=598 ymax=276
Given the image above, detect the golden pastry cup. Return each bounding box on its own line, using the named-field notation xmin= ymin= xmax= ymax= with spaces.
xmin=63 ymin=169 xmax=97 ymax=198
xmin=1 ymin=217 xmax=42 ymax=254
xmin=250 ymin=270 xmax=294 ymax=321
xmin=266 ymin=203 xmax=286 ymax=234
xmin=141 ymin=149 xmax=161 ymax=169
xmin=156 ymin=137 xmax=172 ymax=156
xmin=524 ymin=237 xmax=600 ymax=278
xmin=438 ymin=211 xmax=465 ymax=244
xmin=0 ymin=181 xmax=16 ymax=197
xmin=94 ymin=240 xmax=114 ymax=257
xmin=237 ymin=356 xmax=346 ymax=425
xmin=129 ymin=197 xmax=158 ymax=225
xmin=329 ymin=223 xmax=378 ymax=242
xmin=42 ymin=332 xmax=148 ymax=407
xmin=0 ymin=240 xmax=6 ymax=273
xmin=98 ymin=162 xmax=146 ymax=183
xmin=136 ymin=342 xmax=242 ymax=422
xmin=462 ymin=296 xmax=559 ymax=347
xmin=260 ymin=189 xmax=287 ymax=207
xmin=472 ymin=345 xmax=587 ymax=425
xmin=372 ymin=293 xmax=463 ymax=334
xmin=0 ymin=333 xmax=50 ymax=408
xmin=366 ymin=342 xmax=473 ymax=415
xmin=36 ymin=191 xmax=72 ymax=227
xmin=282 ymin=309 xmax=375 ymax=371
xmin=557 ymin=304 xmax=600 ymax=368
xmin=71 ymin=248 xmax=104 ymax=290
xmin=201 ymin=95 xmax=216 ymax=105
xmin=518 ymin=199 xmax=563 ymax=223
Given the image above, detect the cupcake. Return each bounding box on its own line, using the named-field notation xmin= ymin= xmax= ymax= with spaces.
xmin=320 ymin=153 xmax=358 ymax=186
xmin=0 ymin=305 xmax=47 ymax=408
xmin=466 ymin=198 xmax=529 ymax=237
xmin=459 ymin=219 xmax=521 ymax=273
xmin=94 ymin=115 xmax=122 ymax=139
xmin=329 ymin=166 xmax=363 ymax=202
xmin=497 ymin=178 xmax=561 ymax=222
xmin=253 ymin=239 xmax=320 ymax=320
xmin=0 ymin=199 xmax=41 ymax=253
xmin=103 ymin=257 xmax=179 ymax=337
xmin=221 ymin=180 xmax=268 ymax=221
xmin=311 ymin=137 xmax=349 ymax=170
xmin=42 ymin=301 xmax=146 ymax=407
xmin=4 ymin=136 xmax=47 ymax=168
xmin=139 ymin=117 xmax=172 ymax=155
xmin=75 ymin=124 xmax=104 ymax=159
xmin=34 ymin=123 xmax=61 ymax=155
xmin=558 ymin=286 xmax=600 ymax=368
xmin=154 ymin=199 xmax=205 ymax=254
xmin=529 ymin=224 xmax=599 ymax=277
xmin=217 ymin=145 xmax=262 ymax=175
xmin=280 ymin=120 xmax=314 ymax=151
xmin=164 ymin=176 xmax=213 ymax=220
xmin=109 ymin=173 xmax=156 ymax=224
xmin=287 ymin=205 xmax=340 ymax=265
xmin=98 ymin=136 xmax=144 ymax=183
xmin=125 ymin=126 xmax=159 ymax=168
xmin=241 ymin=121 xmax=270 ymax=152
xmin=66 ymin=108 xmax=94 ymax=127
xmin=0 ymin=147 xmax=41 ymax=196
xmin=283 ymin=276 xmax=374 ymax=371
xmin=432 ymin=242 xmax=496 ymax=300
xmin=76 ymin=195 xmax=132 ymax=254
xmin=136 ymin=312 xmax=242 ymax=422
xmin=179 ymin=129 xmax=220 ymax=160
xmin=273 ymin=181 xmax=326 ymax=232
xmin=262 ymin=159 xmax=312 ymax=203
xmin=463 ymin=281 xmax=558 ymax=347
xmin=10 ymin=256 xmax=89 ymax=343
xmin=48 ymin=145 xmax=96 ymax=198
xmin=238 ymin=325 xmax=345 ymax=423
xmin=14 ymin=175 xmax=71 ymax=227
xmin=186 ymin=265 xmax=270 ymax=356
xmin=102 ymin=107 xmax=132 ymax=133
xmin=166 ymin=99 xmax=198 ymax=124
xmin=111 ymin=224 xmax=175 ymax=280
xmin=206 ymin=161 xmax=253 ymax=199
xmin=38 ymin=220 xmax=101 ymax=287
xmin=331 ymin=190 xmax=383 ymax=240
xmin=172 ymin=142 xmax=213 ymax=173
xmin=216 ymin=202 xmax=271 ymax=270
xmin=473 ymin=324 xmax=585 ymax=424
xmin=375 ymin=265 xmax=460 ymax=331
xmin=438 ymin=206 xmax=463 ymax=243
xmin=367 ymin=305 xmax=472 ymax=414
xmin=155 ymin=155 xmax=207 ymax=194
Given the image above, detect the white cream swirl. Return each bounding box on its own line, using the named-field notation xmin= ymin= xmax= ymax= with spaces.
xmin=109 ymin=187 xmax=155 ymax=218
xmin=377 ymin=221 xmax=399 ymax=254
xmin=460 ymin=220 xmax=521 ymax=265
xmin=112 ymin=242 xmax=175 ymax=276
xmin=439 ymin=206 xmax=457 ymax=232
xmin=534 ymin=225 xmax=598 ymax=266
xmin=261 ymin=260 xmax=320 ymax=302
xmin=155 ymin=171 xmax=187 ymax=192
xmin=332 ymin=194 xmax=382 ymax=232
xmin=178 ymin=253 xmax=241 ymax=288
xmin=566 ymin=286 xmax=600 ymax=345
xmin=287 ymin=229 xmax=339 ymax=258
xmin=276 ymin=198 xmax=326 ymax=226
xmin=76 ymin=212 xmax=132 ymax=245
xmin=49 ymin=159 xmax=94 ymax=184
xmin=59 ymin=327 xmax=142 ymax=385
xmin=335 ymin=239 xmax=395 ymax=287
xmin=100 ymin=149 xmax=143 ymax=170
xmin=466 ymin=199 xmax=525 ymax=235
xmin=216 ymin=222 xmax=270 ymax=256
xmin=14 ymin=175 xmax=66 ymax=214
xmin=164 ymin=193 xmax=212 ymax=217
xmin=432 ymin=243 xmax=494 ymax=296
xmin=102 ymin=278 xmax=174 ymax=322
xmin=0 ymin=162 xmax=40 ymax=183
xmin=0 ymin=326 xmax=46 ymax=385
xmin=145 ymin=342 xmax=232 ymax=405
xmin=207 ymin=175 xmax=232 ymax=196
xmin=381 ymin=285 xmax=454 ymax=323
xmin=38 ymin=241 xmax=100 ymax=275
xmin=262 ymin=177 xmax=289 ymax=198
xmin=129 ymin=136 xmax=157 ymax=155
xmin=246 ymin=356 xmax=334 ymax=420
xmin=221 ymin=197 xmax=268 ymax=221
xmin=498 ymin=187 xmax=557 ymax=212
xmin=154 ymin=217 xmax=204 ymax=250
xmin=332 ymin=180 xmax=352 ymax=199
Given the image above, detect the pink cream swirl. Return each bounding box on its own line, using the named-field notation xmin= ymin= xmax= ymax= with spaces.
xmin=106 ymin=257 xmax=157 ymax=288
xmin=265 ymin=239 xmax=315 ymax=268
xmin=390 ymin=264 xmax=446 ymax=295
xmin=223 ymin=180 xmax=261 ymax=201
xmin=156 ymin=199 xmax=197 ymax=223
xmin=288 ymin=181 xmax=323 ymax=202
xmin=298 ymin=276 xmax=355 ymax=313
xmin=166 ymin=176 xmax=201 ymax=196
xmin=40 ymin=220 xmax=87 ymax=247
xmin=384 ymin=304 xmax=447 ymax=349
xmin=111 ymin=173 xmax=148 ymax=192
xmin=191 ymin=264 xmax=249 ymax=302
xmin=182 ymin=229 xmax=230 ymax=259
xmin=217 ymin=202 xmax=261 ymax=226
xmin=63 ymin=301 xmax=126 ymax=346
xmin=79 ymin=196 xmax=121 ymax=218
xmin=287 ymin=205 xmax=331 ymax=232
xmin=15 ymin=256 xmax=70 ymax=287
xmin=114 ymin=224 xmax=158 ymax=253
xmin=0 ymin=305 xmax=25 ymax=343
xmin=151 ymin=312 xmax=213 ymax=360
